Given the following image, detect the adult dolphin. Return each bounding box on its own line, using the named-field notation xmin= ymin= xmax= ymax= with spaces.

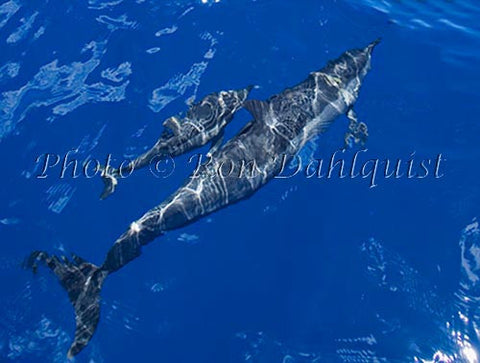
xmin=25 ymin=39 xmax=379 ymax=358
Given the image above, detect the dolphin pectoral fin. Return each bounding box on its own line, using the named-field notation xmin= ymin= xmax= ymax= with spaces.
xmin=243 ymin=100 xmax=270 ymax=122
xmin=163 ymin=116 xmax=182 ymax=135
xmin=343 ymin=108 xmax=368 ymax=149
xmin=207 ymin=130 xmax=224 ymax=158
xmin=100 ymin=166 xmax=119 ymax=200
xmin=24 ymin=251 xmax=108 ymax=358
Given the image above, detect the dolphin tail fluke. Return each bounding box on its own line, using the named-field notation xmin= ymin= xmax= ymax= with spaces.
xmin=99 ymin=165 xmax=119 ymax=200
xmin=24 ymin=251 xmax=108 ymax=358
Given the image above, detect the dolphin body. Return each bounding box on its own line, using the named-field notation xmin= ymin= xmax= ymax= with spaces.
xmin=100 ymin=86 xmax=253 ymax=199
xmin=26 ymin=40 xmax=379 ymax=358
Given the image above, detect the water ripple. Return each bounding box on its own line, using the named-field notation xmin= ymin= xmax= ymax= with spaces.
xmin=101 ymin=61 xmax=132 ymax=82
xmin=88 ymin=0 xmax=124 ymax=11
xmin=0 ymin=40 xmax=130 ymax=142
xmin=149 ymin=61 xmax=208 ymax=113
xmin=44 ymin=183 xmax=76 ymax=214
xmin=0 ymin=0 xmax=20 ymax=30
xmin=155 ymin=25 xmax=178 ymax=37
xmin=0 ymin=62 xmax=20 ymax=83
xmin=362 ymin=230 xmax=480 ymax=363
xmin=6 ymin=11 xmax=38 ymax=44
xmin=149 ymin=31 xmax=219 ymax=113
xmin=96 ymin=13 xmax=137 ymax=30
xmin=346 ymin=0 xmax=480 ymax=37
xmin=235 ymin=331 xmax=386 ymax=362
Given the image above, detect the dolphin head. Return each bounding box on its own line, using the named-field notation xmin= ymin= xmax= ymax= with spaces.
xmin=326 ymin=38 xmax=380 ymax=88
xmin=184 ymin=86 xmax=253 ymax=129
xmin=350 ymin=38 xmax=380 ymax=77
xmin=217 ymin=85 xmax=254 ymax=113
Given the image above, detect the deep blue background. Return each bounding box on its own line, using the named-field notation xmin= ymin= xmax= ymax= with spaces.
xmin=1 ymin=0 xmax=480 ymax=361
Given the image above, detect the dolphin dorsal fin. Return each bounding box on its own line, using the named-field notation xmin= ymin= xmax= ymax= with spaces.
xmin=163 ymin=116 xmax=181 ymax=135
xmin=243 ymin=100 xmax=269 ymax=122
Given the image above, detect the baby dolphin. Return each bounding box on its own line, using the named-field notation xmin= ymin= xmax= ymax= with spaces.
xmin=100 ymin=86 xmax=253 ymax=199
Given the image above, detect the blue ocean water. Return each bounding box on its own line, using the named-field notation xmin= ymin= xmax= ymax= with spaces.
xmin=1 ymin=0 xmax=480 ymax=361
